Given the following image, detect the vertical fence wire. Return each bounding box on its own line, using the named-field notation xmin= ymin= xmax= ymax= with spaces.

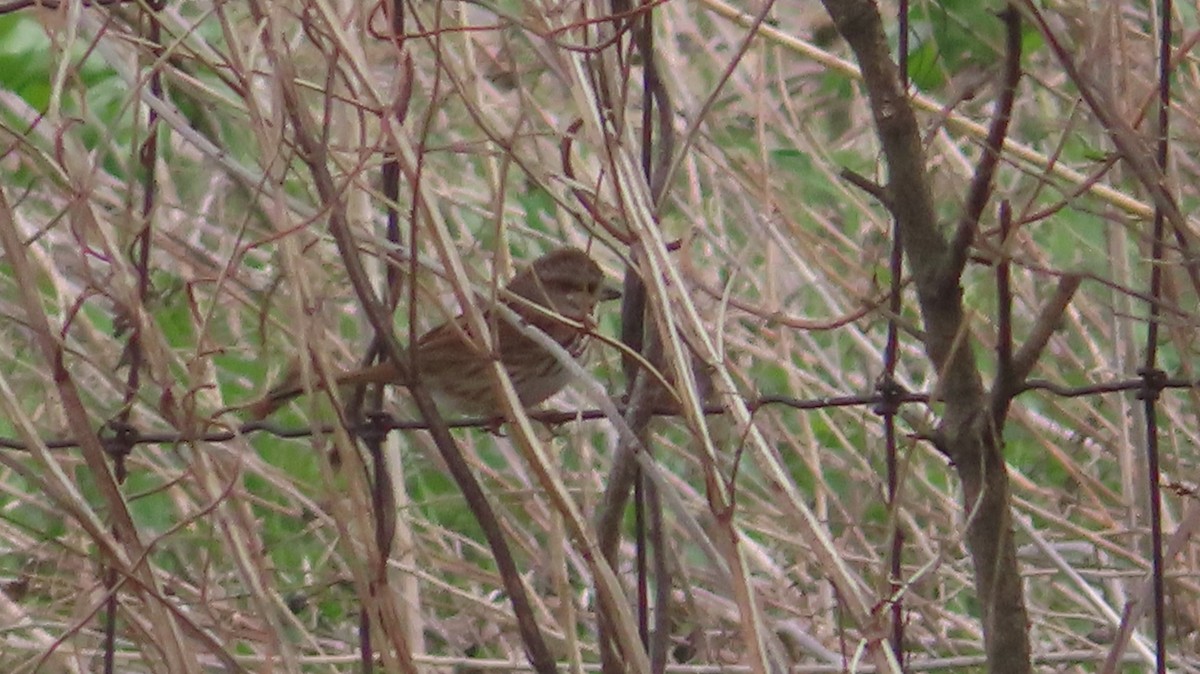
xmin=880 ymin=0 xmax=911 ymax=661
xmin=1138 ymin=0 xmax=1174 ymax=670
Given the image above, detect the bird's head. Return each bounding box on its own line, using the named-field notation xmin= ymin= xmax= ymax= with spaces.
xmin=505 ymin=247 xmax=621 ymax=321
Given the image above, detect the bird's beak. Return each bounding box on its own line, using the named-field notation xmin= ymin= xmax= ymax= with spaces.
xmin=599 ymin=280 xmax=622 ymax=302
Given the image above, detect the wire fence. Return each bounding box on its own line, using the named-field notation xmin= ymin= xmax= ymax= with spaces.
xmin=0 ymin=0 xmax=1196 ymax=672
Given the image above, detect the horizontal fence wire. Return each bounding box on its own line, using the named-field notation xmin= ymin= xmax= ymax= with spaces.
xmin=2 ymin=376 xmax=1198 ymax=453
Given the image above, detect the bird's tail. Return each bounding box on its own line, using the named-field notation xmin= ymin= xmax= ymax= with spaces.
xmin=242 ymin=361 xmax=403 ymax=420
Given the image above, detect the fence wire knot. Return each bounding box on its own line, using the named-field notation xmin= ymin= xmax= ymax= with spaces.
xmin=1135 ymin=367 xmax=1167 ymax=402
xmin=357 ymin=412 xmax=395 ymax=446
xmin=100 ymin=420 xmax=138 ymax=481
xmin=873 ymin=376 xmax=906 ymax=416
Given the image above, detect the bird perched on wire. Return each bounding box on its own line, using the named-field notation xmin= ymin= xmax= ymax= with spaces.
xmin=247 ymin=247 xmax=621 ymax=419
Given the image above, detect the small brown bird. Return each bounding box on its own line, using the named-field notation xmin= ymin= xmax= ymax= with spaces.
xmin=249 ymin=247 xmax=620 ymax=418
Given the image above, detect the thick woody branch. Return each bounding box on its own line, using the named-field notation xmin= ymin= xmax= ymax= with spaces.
xmin=821 ymin=0 xmax=979 ymax=411
xmin=819 ymin=2 xmax=1033 ymax=673
xmin=991 ymin=273 xmax=1082 ymax=425
xmin=946 ymin=7 xmax=1022 ymax=282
